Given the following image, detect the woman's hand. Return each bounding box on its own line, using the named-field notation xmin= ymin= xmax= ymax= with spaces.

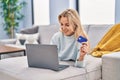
xmin=78 ymin=42 xmax=89 ymax=61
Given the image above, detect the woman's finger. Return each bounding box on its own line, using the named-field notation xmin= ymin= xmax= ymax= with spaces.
xmin=81 ymin=46 xmax=88 ymax=53
xmin=82 ymin=42 xmax=87 ymax=46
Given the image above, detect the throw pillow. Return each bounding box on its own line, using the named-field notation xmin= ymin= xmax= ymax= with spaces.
xmin=15 ymin=33 xmax=39 ymax=45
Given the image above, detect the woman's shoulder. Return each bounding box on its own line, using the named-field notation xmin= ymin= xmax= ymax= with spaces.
xmin=52 ymin=31 xmax=63 ymax=38
xmin=50 ymin=31 xmax=63 ymax=44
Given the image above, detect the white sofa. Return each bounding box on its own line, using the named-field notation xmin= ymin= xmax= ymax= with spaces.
xmin=0 ymin=24 xmax=120 ymax=80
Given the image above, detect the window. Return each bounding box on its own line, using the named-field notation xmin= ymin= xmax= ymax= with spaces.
xmin=33 ymin=0 xmax=50 ymax=25
xmin=79 ymin=0 xmax=115 ymax=24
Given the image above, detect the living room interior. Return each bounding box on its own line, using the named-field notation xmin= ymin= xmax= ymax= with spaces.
xmin=0 ymin=0 xmax=120 ymax=80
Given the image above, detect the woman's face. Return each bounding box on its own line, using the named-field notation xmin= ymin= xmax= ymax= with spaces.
xmin=59 ymin=17 xmax=74 ymax=36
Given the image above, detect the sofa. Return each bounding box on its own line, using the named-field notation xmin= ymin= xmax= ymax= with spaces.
xmin=0 ymin=24 xmax=120 ymax=80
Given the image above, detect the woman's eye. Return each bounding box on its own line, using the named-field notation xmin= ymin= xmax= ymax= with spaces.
xmin=60 ymin=24 xmax=63 ymax=26
xmin=66 ymin=24 xmax=69 ymax=27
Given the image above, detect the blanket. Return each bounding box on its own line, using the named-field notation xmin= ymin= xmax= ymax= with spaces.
xmin=91 ymin=23 xmax=120 ymax=57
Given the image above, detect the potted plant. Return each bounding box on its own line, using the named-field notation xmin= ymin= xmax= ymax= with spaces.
xmin=0 ymin=0 xmax=26 ymax=38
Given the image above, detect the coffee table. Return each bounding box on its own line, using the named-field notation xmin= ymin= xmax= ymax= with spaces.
xmin=0 ymin=45 xmax=25 ymax=59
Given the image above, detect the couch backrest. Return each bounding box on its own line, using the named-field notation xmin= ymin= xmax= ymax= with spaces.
xmin=38 ymin=24 xmax=113 ymax=49
xmin=87 ymin=25 xmax=113 ymax=49
xmin=20 ymin=24 xmax=113 ymax=50
xmin=20 ymin=25 xmax=39 ymax=34
xmin=38 ymin=24 xmax=59 ymax=44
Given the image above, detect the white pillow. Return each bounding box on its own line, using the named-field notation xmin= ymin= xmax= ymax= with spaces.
xmin=15 ymin=33 xmax=39 ymax=45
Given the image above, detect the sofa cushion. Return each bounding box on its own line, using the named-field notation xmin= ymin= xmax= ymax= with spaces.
xmin=20 ymin=25 xmax=39 ymax=34
xmin=0 ymin=71 xmax=19 ymax=80
xmin=15 ymin=33 xmax=39 ymax=45
xmin=82 ymin=25 xmax=89 ymax=34
xmin=38 ymin=24 xmax=59 ymax=44
xmin=0 ymin=55 xmax=101 ymax=80
xmin=102 ymin=52 xmax=120 ymax=80
xmin=87 ymin=24 xmax=113 ymax=49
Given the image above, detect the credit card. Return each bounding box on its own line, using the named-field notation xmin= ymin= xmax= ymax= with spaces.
xmin=77 ymin=36 xmax=87 ymax=43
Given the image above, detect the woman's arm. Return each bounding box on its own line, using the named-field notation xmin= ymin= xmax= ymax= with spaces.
xmin=75 ymin=41 xmax=89 ymax=68
xmin=74 ymin=58 xmax=86 ymax=68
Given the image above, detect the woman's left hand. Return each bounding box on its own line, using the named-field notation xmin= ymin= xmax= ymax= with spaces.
xmin=81 ymin=42 xmax=89 ymax=53
xmin=78 ymin=42 xmax=89 ymax=61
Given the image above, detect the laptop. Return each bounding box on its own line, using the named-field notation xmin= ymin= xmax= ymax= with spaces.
xmin=26 ymin=44 xmax=69 ymax=71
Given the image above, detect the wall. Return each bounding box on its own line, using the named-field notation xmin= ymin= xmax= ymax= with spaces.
xmin=0 ymin=18 xmax=9 ymax=39
xmin=22 ymin=0 xmax=33 ymax=29
xmin=49 ymin=0 xmax=76 ymax=24
xmin=115 ymin=0 xmax=120 ymax=23
xmin=50 ymin=0 xmax=69 ymax=24
xmin=15 ymin=0 xmax=33 ymax=32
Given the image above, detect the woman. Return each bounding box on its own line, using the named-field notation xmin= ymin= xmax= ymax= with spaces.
xmin=50 ymin=9 xmax=90 ymax=67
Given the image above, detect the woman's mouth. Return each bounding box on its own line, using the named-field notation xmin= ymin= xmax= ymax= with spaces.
xmin=63 ymin=28 xmax=68 ymax=33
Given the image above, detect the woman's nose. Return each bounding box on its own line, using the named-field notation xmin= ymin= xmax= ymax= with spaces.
xmin=61 ymin=25 xmax=66 ymax=30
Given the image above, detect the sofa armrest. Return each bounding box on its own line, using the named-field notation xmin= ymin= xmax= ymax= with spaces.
xmin=20 ymin=25 xmax=39 ymax=34
xmin=0 ymin=39 xmax=16 ymax=45
xmin=102 ymin=52 xmax=120 ymax=80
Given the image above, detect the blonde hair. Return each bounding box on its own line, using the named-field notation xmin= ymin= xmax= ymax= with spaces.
xmin=58 ymin=9 xmax=87 ymax=39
